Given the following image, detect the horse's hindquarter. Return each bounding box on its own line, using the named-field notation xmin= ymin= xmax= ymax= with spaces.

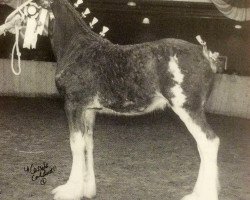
xmin=153 ymin=38 xmax=215 ymax=109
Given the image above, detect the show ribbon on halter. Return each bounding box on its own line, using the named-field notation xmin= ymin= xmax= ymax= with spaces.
xmin=0 ymin=0 xmax=50 ymax=75
xmin=0 ymin=0 xmax=110 ymax=75
xmin=23 ymin=4 xmax=40 ymax=49
xmin=37 ymin=8 xmax=49 ymax=35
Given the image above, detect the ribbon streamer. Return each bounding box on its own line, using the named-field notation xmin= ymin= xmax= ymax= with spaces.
xmin=74 ymin=0 xmax=83 ymax=8
xmin=23 ymin=15 xmax=38 ymax=49
xmin=81 ymin=8 xmax=90 ymax=18
xmin=99 ymin=26 xmax=109 ymax=37
xmin=89 ymin=17 xmax=98 ymax=29
xmin=37 ymin=8 xmax=48 ymax=35
xmin=196 ymin=35 xmax=206 ymax=46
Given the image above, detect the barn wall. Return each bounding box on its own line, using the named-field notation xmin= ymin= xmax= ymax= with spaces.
xmin=0 ymin=59 xmax=58 ymax=97
xmin=206 ymin=74 xmax=250 ymax=119
xmin=1 ymin=2 xmax=249 ymax=75
xmin=0 ymin=58 xmax=250 ymax=119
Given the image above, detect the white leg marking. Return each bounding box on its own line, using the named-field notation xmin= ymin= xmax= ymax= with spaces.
xmin=178 ymin=111 xmax=219 ymax=200
xmin=172 ymin=108 xmax=219 ymax=200
xmin=168 ymin=55 xmax=219 ymax=200
xmin=82 ymin=110 xmax=96 ymax=198
xmin=52 ymin=131 xmax=86 ymax=200
xmin=181 ymin=114 xmax=219 ymax=200
xmin=69 ymin=131 xmax=86 ymax=182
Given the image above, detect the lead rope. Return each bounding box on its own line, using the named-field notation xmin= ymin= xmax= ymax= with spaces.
xmin=4 ymin=0 xmax=110 ymax=76
xmin=5 ymin=0 xmax=37 ymax=76
xmin=11 ymin=24 xmax=22 ymax=76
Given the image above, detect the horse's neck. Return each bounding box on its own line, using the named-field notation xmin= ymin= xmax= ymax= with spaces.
xmin=50 ymin=0 xmax=105 ymax=59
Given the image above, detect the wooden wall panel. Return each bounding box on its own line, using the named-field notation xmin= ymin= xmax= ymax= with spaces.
xmin=206 ymin=74 xmax=250 ymax=119
xmin=0 ymin=59 xmax=58 ymax=97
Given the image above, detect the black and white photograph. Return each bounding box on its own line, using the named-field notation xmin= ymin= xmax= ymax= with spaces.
xmin=0 ymin=0 xmax=249 ymax=200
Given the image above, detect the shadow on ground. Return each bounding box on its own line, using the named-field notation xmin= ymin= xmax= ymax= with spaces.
xmin=0 ymin=97 xmax=249 ymax=200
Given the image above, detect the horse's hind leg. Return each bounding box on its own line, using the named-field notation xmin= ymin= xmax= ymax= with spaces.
xmin=164 ymin=54 xmax=220 ymax=200
xmin=172 ymin=105 xmax=220 ymax=200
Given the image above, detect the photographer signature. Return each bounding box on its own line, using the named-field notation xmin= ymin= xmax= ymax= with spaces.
xmin=24 ymin=162 xmax=56 ymax=185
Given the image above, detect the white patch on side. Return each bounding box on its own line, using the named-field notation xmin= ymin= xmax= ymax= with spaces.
xmin=168 ymin=55 xmax=184 ymax=84
xmin=171 ymin=85 xmax=186 ymax=108
xmin=168 ymin=55 xmax=186 ymax=108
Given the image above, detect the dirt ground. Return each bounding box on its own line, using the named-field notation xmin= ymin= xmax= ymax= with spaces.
xmin=0 ymin=97 xmax=249 ymax=200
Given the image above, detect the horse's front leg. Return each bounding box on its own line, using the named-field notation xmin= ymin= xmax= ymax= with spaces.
xmin=52 ymin=102 xmax=96 ymax=200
